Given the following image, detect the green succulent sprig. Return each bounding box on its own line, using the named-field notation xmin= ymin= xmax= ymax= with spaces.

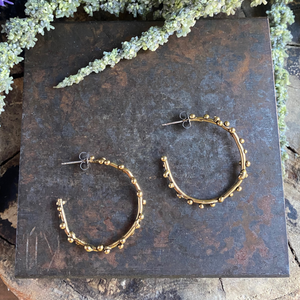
xmin=54 ymin=0 xmax=246 ymax=89
xmin=267 ymin=0 xmax=294 ymax=172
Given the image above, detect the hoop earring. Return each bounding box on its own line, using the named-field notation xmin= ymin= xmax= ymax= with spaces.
xmin=56 ymin=152 xmax=145 ymax=254
xmin=161 ymin=112 xmax=250 ymax=208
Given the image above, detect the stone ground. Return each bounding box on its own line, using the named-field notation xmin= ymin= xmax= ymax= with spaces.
xmin=0 ymin=1 xmax=300 ymax=299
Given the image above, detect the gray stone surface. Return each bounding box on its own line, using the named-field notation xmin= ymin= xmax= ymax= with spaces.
xmin=1 ymin=4 xmax=300 ymax=299
xmin=288 ymin=2 xmax=300 ymax=46
xmin=223 ymin=249 xmax=300 ymax=300
xmin=286 ymin=47 xmax=300 ymax=152
xmin=285 ymin=46 xmax=300 ymax=268
xmin=285 ymin=158 xmax=300 ymax=271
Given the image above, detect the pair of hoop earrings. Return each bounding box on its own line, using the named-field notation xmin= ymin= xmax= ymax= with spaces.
xmin=56 ymin=112 xmax=250 ymax=254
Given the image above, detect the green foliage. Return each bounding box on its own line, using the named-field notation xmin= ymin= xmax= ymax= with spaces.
xmin=0 ymin=0 xmax=57 ymax=113
xmin=0 ymin=42 xmax=22 ymax=112
xmin=267 ymin=0 xmax=294 ymax=173
xmin=250 ymin=0 xmax=267 ymax=6
xmin=54 ymin=0 xmax=246 ymax=88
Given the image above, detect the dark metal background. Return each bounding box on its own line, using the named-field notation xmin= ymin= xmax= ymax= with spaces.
xmin=15 ymin=19 xmax=289 ymax=278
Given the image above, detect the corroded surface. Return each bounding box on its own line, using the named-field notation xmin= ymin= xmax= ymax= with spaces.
xmin=15 ymin=19 xmax=288 ymax=278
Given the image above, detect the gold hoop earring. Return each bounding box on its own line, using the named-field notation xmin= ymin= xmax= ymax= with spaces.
xmin=161 ymin=112 xmax=250 ymax=208
xmin=56 ymin=152 xmax=145 ymax=254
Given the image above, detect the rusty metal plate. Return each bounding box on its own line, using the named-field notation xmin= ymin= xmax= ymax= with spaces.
xmin=15 ymin=19 xmax=289 ymax=278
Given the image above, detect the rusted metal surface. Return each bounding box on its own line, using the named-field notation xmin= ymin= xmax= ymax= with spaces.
xmin=15 ymin=19 xmax=288 ymax=278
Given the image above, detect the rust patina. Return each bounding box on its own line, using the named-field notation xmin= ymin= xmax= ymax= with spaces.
xmin=15 ymin=19 xmax=288 ymax=278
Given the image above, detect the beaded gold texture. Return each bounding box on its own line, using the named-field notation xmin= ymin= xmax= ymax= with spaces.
xmin=161 ymin=114 xmax=250 ymax=208
xmin=56 ymin=157 xmax=145 ymax=253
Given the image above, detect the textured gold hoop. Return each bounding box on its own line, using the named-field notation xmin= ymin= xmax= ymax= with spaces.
xmin=161 ymin=113 xmax=250 ymax=208
xmin=56 ymin=156 xmax=145 ymax=253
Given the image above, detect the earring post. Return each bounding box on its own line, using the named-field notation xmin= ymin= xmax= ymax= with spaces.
xmin=61 ymin=160 xmax=84 ymax=165
xmin=161 ymin=119 xmax=188 ymax=126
